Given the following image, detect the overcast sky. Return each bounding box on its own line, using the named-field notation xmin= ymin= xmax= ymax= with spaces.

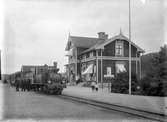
xmin=1 ymin=0 xmax=166 ymax=74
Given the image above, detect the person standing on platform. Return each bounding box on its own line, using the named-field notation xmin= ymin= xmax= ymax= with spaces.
xmin=25 ymin=80 xmax=28 ymax=91
xmin=91 ymin=81 xmax=95 ymax=92
xmin=20 ymin=79 xmax=23 ymax=91
xmin=27 ymin=79 xmax=31 ymax=91
xmin=15 ymin=79 xmax=19 ymax=92
xmin=23 ymin=79 xmax=26 ymax=91
xmin=21 ymin=79 xmax=26 ymax=91
xmin=95 ymin=82 xmax=99 ymax=92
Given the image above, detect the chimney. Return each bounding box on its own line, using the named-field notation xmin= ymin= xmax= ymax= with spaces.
xmin=53 ymin=62 xmax=57 ymax=68
xmin=104 ymin=34 xmax=108 ymax=40
xmin=98 ymin=32 xmax=108 ymax=40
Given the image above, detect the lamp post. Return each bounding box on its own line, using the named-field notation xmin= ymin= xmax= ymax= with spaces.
xmin=129 ymin=0 xmax=132 ymax=95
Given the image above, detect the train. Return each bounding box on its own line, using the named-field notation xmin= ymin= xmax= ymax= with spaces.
xmin=7 ymin=62 xmax=66 ymax=95
xmin=31 ymin=67 xmax=65 ymax=94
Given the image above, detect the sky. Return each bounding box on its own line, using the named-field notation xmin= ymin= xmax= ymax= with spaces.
xmin=1 ymin=0 xmax=166 ymax=74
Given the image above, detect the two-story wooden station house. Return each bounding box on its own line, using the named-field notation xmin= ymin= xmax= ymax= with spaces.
xmin=65 ymin=31 xmax=144 ymax=84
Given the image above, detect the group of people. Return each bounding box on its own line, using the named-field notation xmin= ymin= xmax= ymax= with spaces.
xmin=15 ymin=79 xmax=31 ymax=92
xmin=91 ymin=81 xmax=98 ymax=92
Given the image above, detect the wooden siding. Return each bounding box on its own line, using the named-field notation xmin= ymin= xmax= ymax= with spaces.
xmin=103 ymin=41 xmax=115 ymax=56
xmin=124 ymin=41 xmax=137 ymax=57
xmin=100 ymin=40 xmax=138 ymax=57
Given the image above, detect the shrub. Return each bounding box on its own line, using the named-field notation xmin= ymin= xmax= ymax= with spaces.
xmin=140 ymin=77 xmax=167 ymax=96
xmin=82 ymin=81 xmax=92 ymax=87
xmin=111 ymin=72 xmax=139 ymax=94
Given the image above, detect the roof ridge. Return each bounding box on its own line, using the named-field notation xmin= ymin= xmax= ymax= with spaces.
xmin=97 ymin=34 xmax=144 ymax=52
xmin=70 ymin=35 xmax=99 ymax=39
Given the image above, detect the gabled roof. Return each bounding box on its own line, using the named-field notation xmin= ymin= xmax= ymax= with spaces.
xmin=96 ymin=33 xmax=144 ymax=52
xmin=81 ymin=40 xmax=105 ymax=54
xmin=82 ymin=33 xmax=145 ymax=54
xmin=65 ymin=35 xmax=104 ymax=51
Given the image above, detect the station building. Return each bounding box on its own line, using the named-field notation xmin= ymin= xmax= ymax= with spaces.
xmin=65 ymin=31 xmax=144 ymax=83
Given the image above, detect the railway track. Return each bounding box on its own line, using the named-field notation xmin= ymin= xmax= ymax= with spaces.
xmin=58 ymin=94 xmax=167 ymax=122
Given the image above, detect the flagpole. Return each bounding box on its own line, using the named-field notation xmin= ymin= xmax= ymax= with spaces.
xmin=129 ymin=0 xmax=132 ymax=95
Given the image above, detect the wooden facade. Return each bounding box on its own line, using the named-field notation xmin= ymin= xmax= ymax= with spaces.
xmin=65 ymin=32 xmax=144 ymax=83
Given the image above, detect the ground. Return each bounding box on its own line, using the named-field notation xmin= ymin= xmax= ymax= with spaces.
xmin=2 ymin=84 xmax=157 ymax=121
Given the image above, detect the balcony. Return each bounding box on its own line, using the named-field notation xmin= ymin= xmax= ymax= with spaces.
xmin=68 ymin=59 xmax=77 ymax=64
xmin=81 ymin=56 xmax=96 ymax=63
xmin=97 ymin=56 xmax=140 ymax=61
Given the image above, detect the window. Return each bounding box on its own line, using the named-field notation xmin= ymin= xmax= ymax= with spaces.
xmin=115 ymin=41 xmax=123 ymax=56
xmin=83 ymin=55 xmax=87 ymax=59
xmin=81 ymin=63 xmax=86 ymax=73
xmin=30 ymin=68 xmax=35 ymax=72
xmin=107 ymin=67 xmax=112 ymax=76
xmin=89 ymin=52 xmax=93 ymax=57
xmin=116 ymin=62 xmax=126 ymax=73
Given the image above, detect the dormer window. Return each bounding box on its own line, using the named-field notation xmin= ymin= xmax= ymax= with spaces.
xmin=115 ymin=40 xmax=124 ymax=56
xmin=89 ymin=52 xmax=94 ymax=57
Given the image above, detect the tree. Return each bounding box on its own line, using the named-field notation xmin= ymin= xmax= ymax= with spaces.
xmin=140 ymin=45 xmax=167 ymax=96
xmin=141 ymin=52 xmax=159 ymax=78
xmin=111 ymin=72 xmax=139 ymax=94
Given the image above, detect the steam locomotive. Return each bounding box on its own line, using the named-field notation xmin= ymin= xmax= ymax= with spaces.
xmin=9 ymin=62 xmax=66 ymax=95
xmin=32 ymin=67 xmax=64 ymax=94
